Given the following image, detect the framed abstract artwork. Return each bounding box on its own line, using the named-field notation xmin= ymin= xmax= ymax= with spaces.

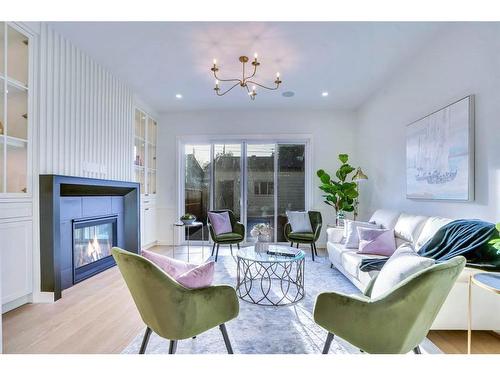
xmin=406 ymin=95 xmax=474 ymax=201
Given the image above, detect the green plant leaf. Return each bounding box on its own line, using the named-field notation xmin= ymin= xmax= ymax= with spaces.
xmin=338 ymin=154 xmax=348 ymax=164
xmin=320 ymin=174 xmax=331 ymax=184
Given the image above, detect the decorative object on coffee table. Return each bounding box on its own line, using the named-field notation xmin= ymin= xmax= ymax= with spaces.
xmin=467 ymin=272 xmax=500 ymax=354
xmin=236 ymin=245 xmax=305 ymax=306
xmin=317 ymin=154 xmax=360 ymax=226
xmin=250 ymin=223 xmax=272 ymax=253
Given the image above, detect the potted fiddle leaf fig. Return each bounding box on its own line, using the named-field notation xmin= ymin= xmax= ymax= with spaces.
xmin=317 ymin=154 xmax=359 ymax=226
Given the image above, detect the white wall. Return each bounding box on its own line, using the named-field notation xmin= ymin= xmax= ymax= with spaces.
xmin=157 ymin=109 xmax=357 ymax=246
xmin=38 ymin=23 xmax=134 ymax=181
xmin=356 ymin=23 xmax=500 ymax=222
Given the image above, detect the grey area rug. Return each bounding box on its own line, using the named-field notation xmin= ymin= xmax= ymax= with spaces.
xmin=122 ymin=254 xmax=439 ymax=354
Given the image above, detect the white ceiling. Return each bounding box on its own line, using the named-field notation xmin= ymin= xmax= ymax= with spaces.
xmin=49 ymin=22 xmax=445 ymax=113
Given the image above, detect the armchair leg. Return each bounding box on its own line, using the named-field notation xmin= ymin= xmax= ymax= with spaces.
xmin=211 ymin=243 xmax=216 ymax=257
xmin=237 ymin=243 xmax=240 ymax=249
xmin=215 ymin=244 xmax=220 ymax=262
xmin=322 ymin=332 xmax=334 ymax=354
xmin=296 ymin=243 xmax=299 ymax=249
xmin=313 ymin=242 xmax=318 ymax=256
xmin=168 ymin=340 xmax=177 ymax=354
xmin=413 ymin=346 xmax=422 ymax=354
xmin=139 ymin=327 xmax=152 ymax=354
xmin=219 ymin=323 xmax=234 ymax=354
xmin=230 ymin=244 xmax=233 ymax=255
xmin=290 ymin=241 xmax=293 ymax=247
xmin=310 ymin=243 xmax=315 ymax=262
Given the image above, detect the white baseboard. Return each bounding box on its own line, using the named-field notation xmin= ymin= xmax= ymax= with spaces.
xmin=2 ymin=294 xmax=32 ymax=313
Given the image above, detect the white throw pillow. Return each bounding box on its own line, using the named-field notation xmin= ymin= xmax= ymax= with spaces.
xmin=393 ymin=213 xmax=428 ymax=243
xmin=415 ymin=217 xmax=452 ymax=250
xmin=286 ymin=211 xmax=313 ymax=232
xmin=371 ymin=244 xmax=435 ymax=299
xmin=344 ymin=219 xmax=380 ymax=249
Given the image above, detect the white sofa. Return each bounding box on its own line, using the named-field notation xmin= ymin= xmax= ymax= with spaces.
xmin=326 ymin=209 xmax=500 ymax=330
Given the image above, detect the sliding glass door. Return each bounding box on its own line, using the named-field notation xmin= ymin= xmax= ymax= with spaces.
xmin=213 ymin=144 xmax=242 ymax=220
xmin=277 ymin=144 xmax=306 ymax=241
xmin=246 ymin=144 xmax=276 ymax=241
xmin=184 ymin=144 xmax=210 ymax=240
xmin=182 ymin=140 xmax=307 ymax=243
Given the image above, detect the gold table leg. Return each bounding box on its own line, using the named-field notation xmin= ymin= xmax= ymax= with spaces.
xmin=467 ymin=274 xmax=472 ymax=354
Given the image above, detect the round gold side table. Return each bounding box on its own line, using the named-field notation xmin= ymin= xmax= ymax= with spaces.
xmin=467 ymin=272 xmax=500 ymax=354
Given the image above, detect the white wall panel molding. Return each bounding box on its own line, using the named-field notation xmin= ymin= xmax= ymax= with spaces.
xmin=38 ymin=24 xmax=134 ymax=181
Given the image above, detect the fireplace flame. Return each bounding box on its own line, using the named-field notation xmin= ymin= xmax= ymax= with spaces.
xmin=86 ymin=235 xmax=103 ymax=262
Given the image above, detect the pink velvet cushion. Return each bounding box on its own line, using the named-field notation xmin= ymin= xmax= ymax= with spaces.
xmin=356 ymin=227 xmax=396 ymax=256
xmin=208 ymin=211 xmax=233 ymax=235
xmin=141 ymin=249 xmax=214 ymax=289
xmin=176 ymin=261 xmax=215 ymax=289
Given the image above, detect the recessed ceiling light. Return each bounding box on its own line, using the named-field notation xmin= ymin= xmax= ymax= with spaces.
xmin=175 ymin=94 xmax=183 ymax=99
xmin=321 ymin=92 xmax=329 ymax=97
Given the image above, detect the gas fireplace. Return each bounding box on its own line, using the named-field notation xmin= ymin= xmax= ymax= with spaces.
xmin=73 ymin=216 xmax=117 ymax=283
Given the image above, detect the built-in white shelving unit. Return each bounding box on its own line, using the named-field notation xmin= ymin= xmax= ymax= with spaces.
xmin=0 ymin=22 xmax=34 ymax=321
xmin=134 ymin=108 xmax=158 ymax=248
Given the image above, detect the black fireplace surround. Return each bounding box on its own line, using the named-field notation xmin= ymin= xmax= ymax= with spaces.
xmin=40 ymin=175 xmax=140 ymax=300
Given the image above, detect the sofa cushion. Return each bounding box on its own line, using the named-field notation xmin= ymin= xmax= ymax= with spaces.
xmin=371 ymin=244 xmax=435 ymax=299
xmin=327 ymin=227 xmax=344 ymax=243
xmin=368 ymin=209 xmax=400 ymax=229
xmin=344 ymin=220 xmax=380 ymax=249
xmin=393 ymin=213 xmax=428 ymax=243
xmin=415 ymin=217 xmax=453 ymax=250
xmin=357 ymin=227 xmax=396 ymax=256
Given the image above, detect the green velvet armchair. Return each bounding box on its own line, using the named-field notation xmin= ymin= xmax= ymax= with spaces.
xmin=111 ymin=247 xmax=239 ymax=354
xmin=314 ymin=256 xmax=466 ymax=354
xmin=207 ymin=210 xmax=245 ymax=262
xmin=284 ymin=211 xmax=322 ymax=261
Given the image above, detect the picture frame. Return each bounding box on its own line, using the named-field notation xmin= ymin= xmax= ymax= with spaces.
xmin=406 ymin=95 xmax=475 ymax=201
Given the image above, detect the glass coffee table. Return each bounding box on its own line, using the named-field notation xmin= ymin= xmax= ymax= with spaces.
xmin=236 ymin=245 xmax=305 ymax=306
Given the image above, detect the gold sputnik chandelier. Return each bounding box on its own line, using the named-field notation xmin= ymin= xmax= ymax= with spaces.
xmin=211 ymin=53 xmax=282 ymax=100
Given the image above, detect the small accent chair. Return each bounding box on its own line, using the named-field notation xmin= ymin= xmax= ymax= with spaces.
xmin=111 ymin=247 xmax=239 ymax=354
xmin=207 ymin=210 xmax=245 ymax=262
xmin=314 ymin=256 xmax=466 ymax=354
xmin=284 ymin=211 xmax=322 ymax=261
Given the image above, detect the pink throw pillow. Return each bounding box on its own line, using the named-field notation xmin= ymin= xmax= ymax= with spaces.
xmin=142 ymin=249 xmax=195 ymax=277
xmin=176 ymin=261 xmax=215 ymax=289
xmin=141 ymin=250 xmax=214 ymax=289
xmin=356 ymin=227 xmax=396 ymax=256
xmin=208 ymin=211 xmax=233 ymax=235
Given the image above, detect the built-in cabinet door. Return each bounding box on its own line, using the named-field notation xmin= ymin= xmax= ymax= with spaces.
xmin=142 ymin=206 xmax=156 ymax=246
xmin=0 ymin=219 xmax=32 ymax=307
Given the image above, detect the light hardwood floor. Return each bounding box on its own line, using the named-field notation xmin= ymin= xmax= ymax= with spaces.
xmin=2 ymin=245 xmax=499 ymax=354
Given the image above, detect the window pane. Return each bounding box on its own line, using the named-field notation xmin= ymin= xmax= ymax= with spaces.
xmin=213 ymin=144 xmax=241 ymax=220
xmin=247 ymin=144 xmax=275 ymax=241
xmin=184 ymin=144 xmax=210 ymax=240
xmin=277 ymin=144 xmax=305 ymax=242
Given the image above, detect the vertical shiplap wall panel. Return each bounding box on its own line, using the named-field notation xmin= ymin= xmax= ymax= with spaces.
xmin=39 ymin=24 xmax=133 ymax=181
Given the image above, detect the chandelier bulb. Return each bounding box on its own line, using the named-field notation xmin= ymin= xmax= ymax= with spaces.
xmin=276 ymin=72 xmax=280 ymax=78
xmin=213 ymin=58 xmax=217 ymax=65
xmin=254 ymin=52 xmax=258 ymax=59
